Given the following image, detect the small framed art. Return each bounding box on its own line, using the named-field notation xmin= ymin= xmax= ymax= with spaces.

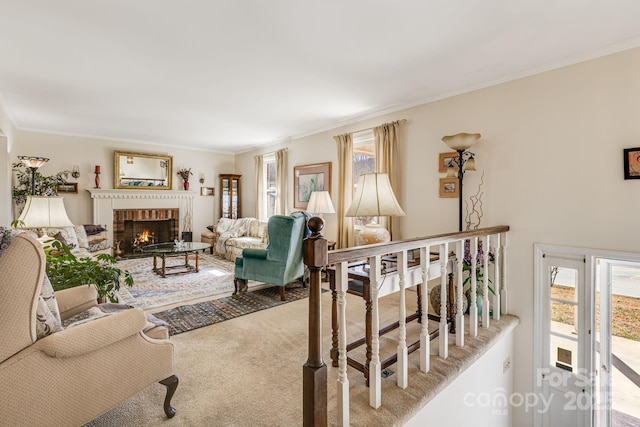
xmin=623 ymin=147 xmax=640 ymax=179
xmin=294 ymin=162 xmax=331 ymax=209
xmin=57 ymin=182 xmax=78 ymax=194
xmin=439 ymin=177 xmax=459 ymax=198
xmin=438 ymin=152 xmax=459 ymax=173
xmin=200 ymin=187 xmax=215 ymax=196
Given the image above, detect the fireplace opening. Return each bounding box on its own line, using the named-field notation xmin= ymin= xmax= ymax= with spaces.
xmin=120 ymin=219 xmax=177 ymax=258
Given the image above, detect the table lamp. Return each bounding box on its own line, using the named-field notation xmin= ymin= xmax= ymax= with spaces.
xmin=306 ymin=191 xmax=335 ymax=219
xmin=17 ymin=196 xmax=73 ymax=237
xmin=345 ymin=173 xmax=405 ymax=244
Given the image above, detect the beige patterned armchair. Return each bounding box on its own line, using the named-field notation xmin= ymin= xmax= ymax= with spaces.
xmin=0 ymin=233 xmax=178 ymax=425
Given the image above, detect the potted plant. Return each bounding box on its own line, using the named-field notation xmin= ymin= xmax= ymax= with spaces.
xmin=12 ymin=162 xmax=70 ymax=210
xmin=462 ymin=238 xmax=495 ymax=315
xmin=45 ymin=240 xmax=134 ymax=303
xmin=177 ymin=168 xmax=193 ymax=191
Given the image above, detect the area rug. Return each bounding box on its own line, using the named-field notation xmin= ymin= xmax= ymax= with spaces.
xmin=114 ymin=253 xmax=260 ymax=310
xmin=153 ymin=283 xmax=313 ymax=335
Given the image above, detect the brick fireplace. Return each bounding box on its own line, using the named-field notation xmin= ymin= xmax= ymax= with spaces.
xmin=88 ymin=189 xmax=195 ymax=251
xmin=113 ymin=208 xmax=179 ymax=256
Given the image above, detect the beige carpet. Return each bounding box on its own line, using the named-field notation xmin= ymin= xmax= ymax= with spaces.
xmin=87 ymin=288 xmax=519 ymax=426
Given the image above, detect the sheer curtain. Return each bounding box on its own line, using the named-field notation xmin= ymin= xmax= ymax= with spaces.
xmin=374 ymin=120 xmax=402 ymax=239
xmin=254 ymin=154 xmax=265 ymax=219
xmin=274 ymin=149 xmax=286 ymax=215
xmin=334 ymin=133 xmax=354 ymax=249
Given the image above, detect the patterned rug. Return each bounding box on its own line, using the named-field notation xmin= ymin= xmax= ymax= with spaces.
xmin=153 ymin=283 xmax=312 ymax=335
xmin=114 ymin=253 xmax=260 ymax=310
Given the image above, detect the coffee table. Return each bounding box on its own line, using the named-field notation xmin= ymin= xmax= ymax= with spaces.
xmin=142 ymin=242 xmax=211 ymax=277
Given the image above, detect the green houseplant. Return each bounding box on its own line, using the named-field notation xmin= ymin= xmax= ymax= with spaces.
xmin=45 ymin=240 xmax=134 ymax=303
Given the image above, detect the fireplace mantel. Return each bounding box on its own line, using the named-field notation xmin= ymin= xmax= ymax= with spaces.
xmin=88 ymin=189 xmax=195 ymax=245
xmin=87 ymin=189 xmax=197 ymax=199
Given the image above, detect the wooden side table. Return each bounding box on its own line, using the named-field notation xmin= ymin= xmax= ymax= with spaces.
xmin=327 ymin=258 xmax=439 ymax=385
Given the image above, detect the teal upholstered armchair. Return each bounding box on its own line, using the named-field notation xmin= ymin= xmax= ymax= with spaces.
xmin=234 ymin=212 xmax=309 ymax=301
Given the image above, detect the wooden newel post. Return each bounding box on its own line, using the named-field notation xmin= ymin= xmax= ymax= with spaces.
xmin=302 ymin=216 xmax=328 ymax=427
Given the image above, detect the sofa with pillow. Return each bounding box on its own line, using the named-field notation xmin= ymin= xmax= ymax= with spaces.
xmin=48 ymin=223 xmax=112 ymax=257
xmin=200 ymin=217 xmax=268 ymax=262
xmin=0 ymin=231 xmax=178 ymax=425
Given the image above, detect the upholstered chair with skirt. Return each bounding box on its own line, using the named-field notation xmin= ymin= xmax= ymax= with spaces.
xmin=0 ymin=233 xmax=178 ymax=425
xmin=233 ymin=211 xmax=309 ymax=301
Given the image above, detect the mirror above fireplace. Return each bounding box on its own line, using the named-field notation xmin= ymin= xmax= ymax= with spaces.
xmin=114 ymin=151 xmax=173 ymax=190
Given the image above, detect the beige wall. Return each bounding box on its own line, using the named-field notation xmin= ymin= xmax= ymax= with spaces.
xmin=10 ymin=131 xmax=235 ymax=234
xmin=237 ymin=46 xmax=640 ymax=426
xmin=0 ymin=102 xmax=17 ymax=225
xmin=4 ymin=45 xmax=640 ymax=425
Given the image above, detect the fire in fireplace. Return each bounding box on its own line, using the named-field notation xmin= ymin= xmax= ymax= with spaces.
xmin=113 ymin=208 xmax=180 ymax=258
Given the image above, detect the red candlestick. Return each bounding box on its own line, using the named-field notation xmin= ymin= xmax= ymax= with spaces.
xmin=94 ymin=165 xmax=101 ymax=188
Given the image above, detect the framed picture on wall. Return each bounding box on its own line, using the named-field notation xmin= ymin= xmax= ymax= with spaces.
xmin=439 ymin=177 xmax=459 ymax=198
xmin=623 ymin=147 xmax=640 ymax=179
xmin=57 ymin=182 xmax=78 ymax=194
xmin=200 ymin=187 xmax=215 ymax=196
xmin=294 ymin=162 xmax=331 ymax=209
xmin=438 ymin=152 xmax=459 ymax=173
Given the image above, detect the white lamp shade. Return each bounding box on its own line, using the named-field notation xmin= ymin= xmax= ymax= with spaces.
xmin=306 ymin=191 xmax=335 ymax=215
xmin=346 ymin=173 xmax=405 ymax=217
xmin=18 ymin=196 xmax=73 ymax=229
xmin=442 ymin=133 xmax=481 ymax=151
xmin=17 ymin=155 xmax=49 ymax=168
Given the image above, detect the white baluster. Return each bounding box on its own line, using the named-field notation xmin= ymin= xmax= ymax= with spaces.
xmin=482 ymin=235 xmax=490 ymax=328
xmin=419 ymin=245 xmax=430 ymax=372
xmin=455 ymin=240 xmax=464 ymax=347
xmin=397 ymin=250 xmax=408 ymax=389
xmin=493 ymin=233 xmax=501 ymax=321
xmin=500 ymin=231 xmax=509 ymax=315
xmin=469 ymin=236 xmax=478 ymax=337
xmin=336 ymin=261 xmax=349 ymax=426
xmin=369 ymin=255 xmax=382 ymax=408
xmin=439 ymin=244 xmax=448 ymax=359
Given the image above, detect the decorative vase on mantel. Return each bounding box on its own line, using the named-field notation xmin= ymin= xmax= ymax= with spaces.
xmin=183 ymin=181 xmax=189 ymax=191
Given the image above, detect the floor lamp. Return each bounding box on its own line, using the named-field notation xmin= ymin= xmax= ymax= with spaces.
xmin=17 ymin=155 xmax=50 ymax=195
xmin=442 ymin=133 xmax=481 ymax=231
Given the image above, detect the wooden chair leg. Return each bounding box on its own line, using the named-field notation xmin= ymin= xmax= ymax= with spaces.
xmin=159 ymin=374 xmax=179 ymax=418
xmin=280 ymin=286 xmax=286 ymax=301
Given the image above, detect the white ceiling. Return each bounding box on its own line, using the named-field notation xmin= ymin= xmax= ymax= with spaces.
xmin=1 ymin=1 xmax=640 ymax=154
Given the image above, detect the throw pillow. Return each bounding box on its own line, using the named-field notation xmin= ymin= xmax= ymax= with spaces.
xmin=83 ymin=224 xmax=106 ymax=236
xmin=40 ymin=275 xmax=62 ymax=324
xmin=48 ymin=227 xmax=78 ymax=249
xmin=87 ymin=235 xmax=107 ymax=245
xmin=35 ymin=297 xmax=64 ymax=339
xmin=74 ymin=225 xmax=89 ymax=249
xmin=88 ymin=240 xmax=111 ymax=252
xmin=53 ymin=232 xmax=68 ymax=246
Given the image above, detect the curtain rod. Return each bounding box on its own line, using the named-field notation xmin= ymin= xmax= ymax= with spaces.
xmin=350 ymin=119 xmax=407 ymax=135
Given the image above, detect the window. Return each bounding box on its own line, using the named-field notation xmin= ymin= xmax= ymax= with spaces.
xmin=263 ymin=153 xmax=276 ymax=218
xmin=352 ymin=129 xmax=376 ymax=226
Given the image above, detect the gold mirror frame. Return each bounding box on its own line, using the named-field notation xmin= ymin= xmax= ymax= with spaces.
xmin=114 ymin=151 xmax=173 ymax=190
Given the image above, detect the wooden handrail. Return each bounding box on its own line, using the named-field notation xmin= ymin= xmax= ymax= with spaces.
xmin=302 ymin=223 xmax=510 ymax=425
xmin=327 ymin=225 xmax=509 ymax=264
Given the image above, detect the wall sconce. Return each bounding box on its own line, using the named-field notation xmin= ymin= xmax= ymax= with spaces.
xmin=17 ymin=155 xmax=50 ymax=195
xmin=441 ymin=132 xmax=481 ymax=231
xmin=199 ymin=173 xmax=205 ymax=184
xmin=71 ymin=165 xmax=80 ymax=179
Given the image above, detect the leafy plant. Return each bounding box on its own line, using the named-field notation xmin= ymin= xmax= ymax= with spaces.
xmin=12 ymin=162 xmax=70 ymax=209
xmin=176 ymin=168 xmax=193 ymax=181
xmin=45 ymin=240 xmax=134 ymax=303
xmin=462 ymin=238 xmax=495 ymax=296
